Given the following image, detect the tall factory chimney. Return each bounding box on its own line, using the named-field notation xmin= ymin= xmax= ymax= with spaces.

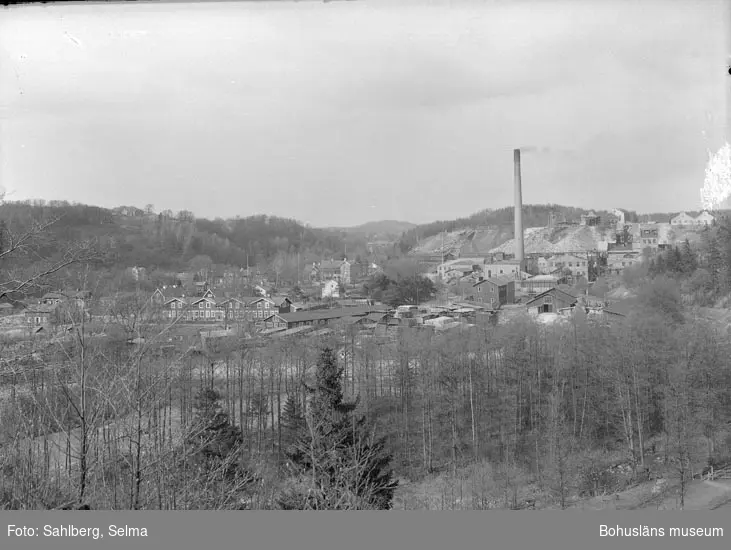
xmin=513 ymin=148 xmax=525 ymax=264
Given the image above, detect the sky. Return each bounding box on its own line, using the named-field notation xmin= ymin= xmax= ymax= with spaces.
xmin=0 ymin=0 xmax=728 ymax=227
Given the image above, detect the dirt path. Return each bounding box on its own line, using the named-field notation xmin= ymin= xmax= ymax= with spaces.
xmin=653 ymin=479 xmax=731 ymax=510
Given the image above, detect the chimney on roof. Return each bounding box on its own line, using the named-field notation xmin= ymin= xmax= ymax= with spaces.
xmin=513 ymin=149 xmax=525 ymax=265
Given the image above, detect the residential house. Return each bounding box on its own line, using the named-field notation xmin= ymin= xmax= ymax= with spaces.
xmin=580 ymin=211 xmax=600 ymax=226
xmin=262 ymin=313 xmax=289 ymax=330
xmin=526 ymin=287 xmax=578 ymax=315
xmin=247 ymin=296 xmax=276 ymax=321
xmin=253 ymin=284 xmax=268 ymax=297
xmin=308 ymin=263 xmax=320 ymax=282
xmin=670 ymin=212 xmax=697 ymax=226
xmin=162 ymin=289 xmax=225 ymax=323
xmin=272 ymin=296 xmax=293 ymax=313
xmin=471 ymin=276 xmax=516 ymax=308
xmin=218 ymin=297 xmax=248 ymax=323
xmin=437 ymin=258 xmax=483 ymax=280
xmin=322 ymin=279 xmax=340 ymax=299
xmin=547 ymin=254 xmax=589 ymax=280
xmin=25 ymin=303 xmax=58 ymax=328
xmin=606 ymin=248 xmax=641 ymax=275
xmin=38 ymin=290 xmax=91 ymax=321
xmin=482 ymin=260 xmax=523 ymax=280
xmin=151 ymin=285 xmax=186 ymax=306
xmin=695 ymin=211 xmax=715 ymax=225
xmin=638 ymin=225 xmax=660 ymax=249
xmin=189 ymin=292 xmax=225 ymax=323
xmin=318 ymin=259 xmax=351 ymax=284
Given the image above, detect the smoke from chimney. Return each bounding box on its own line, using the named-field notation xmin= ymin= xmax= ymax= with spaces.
xmin=513 ymin=149 xmax=525 ymax=263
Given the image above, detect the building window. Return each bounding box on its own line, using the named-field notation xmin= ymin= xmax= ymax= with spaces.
xmin=206 ymin=302 xmax=211 ymax=309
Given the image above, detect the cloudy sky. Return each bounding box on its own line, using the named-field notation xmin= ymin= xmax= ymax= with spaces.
xmin=0 ymin=0 xmax=727 ymax=227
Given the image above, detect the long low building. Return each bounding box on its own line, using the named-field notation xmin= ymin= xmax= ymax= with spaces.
xmin=262 ymin=306 xmax=388 ymax=330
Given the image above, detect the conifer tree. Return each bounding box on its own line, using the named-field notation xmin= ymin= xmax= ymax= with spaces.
xmin=681 ymin=238 xmax=697 ymax=274
xmin=280 ymin=395 xmax=306 ymax=454
xmin=187 ymin=388 xmax=244 ymax=477
xmin=279 ymin=347 xmax=397 ymax=509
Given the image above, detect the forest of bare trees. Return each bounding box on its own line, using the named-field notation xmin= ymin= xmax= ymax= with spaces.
xmin=2 ymin=289 xmax=730 ymax=510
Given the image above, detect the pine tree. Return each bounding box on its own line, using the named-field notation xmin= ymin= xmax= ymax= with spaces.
xmin=187 ymin=388 xmax=244 ymax=476
xmin=279 ymin=347 xmax=397 ymax=510
xmin=280 ymin=395 xmax=305 ymax=454
xmin=681 ymin=238 xmax=697 ymax=274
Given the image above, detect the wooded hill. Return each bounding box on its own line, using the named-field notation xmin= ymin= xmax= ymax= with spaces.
xmin=0 ymin=201 xmax=358 ymax=273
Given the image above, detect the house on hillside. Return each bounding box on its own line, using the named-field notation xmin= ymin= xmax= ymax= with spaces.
xmin=471 ymin=276 xmax=515 ymax=308
xmin=318 ymin=259 xmax=351 ymax=284
xmin=695 ymin=211 xmax=715 ymax=225
xmin=526 ymin=287 xmax=578 ymax=315
xmin=670 ymin=212 xmax=698 ymax=226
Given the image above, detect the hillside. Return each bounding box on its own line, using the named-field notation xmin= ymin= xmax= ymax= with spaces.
xmin=0 ymin=201 xmax=351 ymax=276
xmin=406 ymin=204 xmax=719 ymax=258
xmin=398 ymin=204 xmax=627 ymax=251
xmin=327 ymin=220 xmax=416 ymax=239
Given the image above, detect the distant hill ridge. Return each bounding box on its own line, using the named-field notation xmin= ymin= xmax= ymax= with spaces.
xmin=325 ymin=220 xmax=417 ymax=238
